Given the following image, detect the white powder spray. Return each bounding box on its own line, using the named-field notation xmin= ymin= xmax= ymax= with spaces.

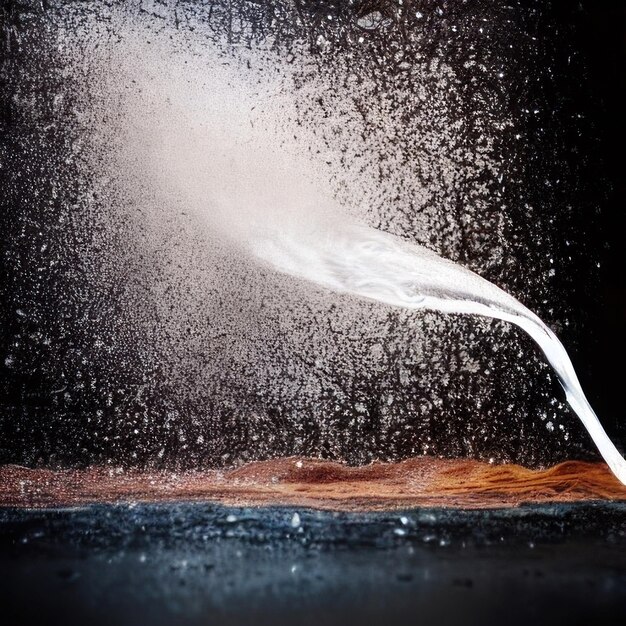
xmin=251 ymin=218 xmax=626 ymax=485
xmin=66 ymin=14 xmax=625 ymax=481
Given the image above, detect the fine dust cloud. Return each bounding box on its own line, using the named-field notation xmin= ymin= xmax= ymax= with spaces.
xmin=3 ymin=1 xmax=617 ymax=472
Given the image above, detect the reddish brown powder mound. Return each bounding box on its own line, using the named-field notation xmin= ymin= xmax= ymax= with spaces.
xmin=1 ymin=457 xmax=625 ymax=511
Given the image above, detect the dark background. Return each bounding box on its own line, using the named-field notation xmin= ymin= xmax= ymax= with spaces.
xmin=0 ymin=0 xmax=624 ymax=469
xmin=557 ymin=0 xmax=625 ymax=442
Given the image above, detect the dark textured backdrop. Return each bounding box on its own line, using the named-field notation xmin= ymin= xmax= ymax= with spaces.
xmin=0 ymin=0 xmax=624 ymax=469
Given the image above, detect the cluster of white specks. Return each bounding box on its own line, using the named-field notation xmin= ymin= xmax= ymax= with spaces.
xmin=0 ymin=0 xmax=608 ymax=471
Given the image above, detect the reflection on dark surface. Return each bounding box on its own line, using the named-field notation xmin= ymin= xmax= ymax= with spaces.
xmin=1 ymin=502 xmax=625 ymax=626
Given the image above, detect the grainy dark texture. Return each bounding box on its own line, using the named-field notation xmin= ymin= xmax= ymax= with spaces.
xmin=0 ymin=1 xmax=624 ymax=469
xmin=1 ymin=500 xmax=625 ymax=626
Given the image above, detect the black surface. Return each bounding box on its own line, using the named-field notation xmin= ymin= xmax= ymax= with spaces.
xmin=1 ymin=501 xmax=625 ymax=626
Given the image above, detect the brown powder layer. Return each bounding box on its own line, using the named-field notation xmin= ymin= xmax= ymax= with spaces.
xmin=1 ymin=457 xmax=625 ymax=511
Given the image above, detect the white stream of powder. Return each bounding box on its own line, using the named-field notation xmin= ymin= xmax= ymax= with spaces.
xmin=251 ymin=218 xmax=626 ymax=485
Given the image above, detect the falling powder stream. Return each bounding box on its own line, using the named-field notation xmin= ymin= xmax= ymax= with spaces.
xmin=251 ymin=219 xmax=626 ymax=486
